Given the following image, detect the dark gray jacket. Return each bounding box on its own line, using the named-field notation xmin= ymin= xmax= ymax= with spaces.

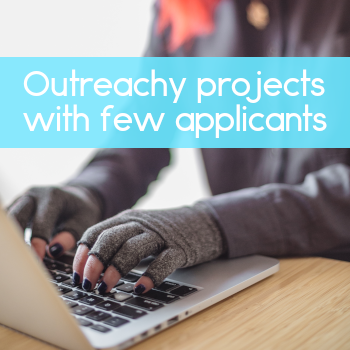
xmin=70 ymin=0 xmax=350 ymax=261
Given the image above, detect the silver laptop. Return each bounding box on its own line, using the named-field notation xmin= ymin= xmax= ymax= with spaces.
xmin=0 ymin=206 xmax=279 ymax=350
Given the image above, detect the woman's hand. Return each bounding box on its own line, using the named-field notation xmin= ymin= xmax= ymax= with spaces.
xmin=73 ymin=202 xmax=225 ymax=295
xmin=7 ymin=186 xmax=102 ymax=260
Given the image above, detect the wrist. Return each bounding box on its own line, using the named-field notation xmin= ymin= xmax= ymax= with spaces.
xmin=195 ymin=201 xmax=228 ymax=258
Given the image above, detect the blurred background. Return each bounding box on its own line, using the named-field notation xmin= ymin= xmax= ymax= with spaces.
xmin=0 ymin=0 xmax=211 ymax=208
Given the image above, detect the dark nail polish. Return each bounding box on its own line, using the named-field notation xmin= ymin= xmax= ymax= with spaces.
xmin=82 ymin=278 xmax=92 ymax=291
xmin=134 ymin=284 xmax=146 ymax=295
xmin=49 ymin=243 xmax=63 ymax=257
xmin=72 ymin=272 xmax=80 ymax=285
xmin=97 ymin=281 xmax=107 ymax=295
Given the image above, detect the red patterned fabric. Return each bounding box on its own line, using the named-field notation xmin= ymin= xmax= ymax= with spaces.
xmin=157 ymin=0 xmax=222 ymax=52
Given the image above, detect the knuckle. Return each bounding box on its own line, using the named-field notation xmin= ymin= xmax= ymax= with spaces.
xmin=28 ymin=186 xmax=62 ymax=199
xmin=27 ymin=186 xmax=41 ymax=195
xmin=101 ymin=227 xmax=114 ymax=236
xmin=7 ymin=204 xmax=16 ymax=215
xmin=28 ymin=186 xmax=47 ymax=195
xmin=120 ymin=208 xmax=138 ymax=217
xmin=47 ymin=186 xmax=62 ymax=197
xmin=84 ymin=225 xmax=101 ymax=238
xmin=98 ymin=227 xmax=120 ymax=241
xmin=121 ymin=240 xmax=134 ymax=254
xmin=84 ymin=226 xmax=95 ymax=236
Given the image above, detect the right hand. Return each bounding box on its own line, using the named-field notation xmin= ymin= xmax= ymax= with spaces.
xmin=73 ymin=203 xmax=224 ymax=294
xmin=7 ymin=186 xmax=102 ymax=260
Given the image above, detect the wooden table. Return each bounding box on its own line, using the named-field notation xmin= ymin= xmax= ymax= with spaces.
xmin=1 ymin=258 xmax=350 ymax=350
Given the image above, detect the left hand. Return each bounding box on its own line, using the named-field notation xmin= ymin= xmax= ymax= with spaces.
xmin=73 ymin=202 xmax=225 ymax=295
xmin=7 ymin=186 xmax=102 ymax=260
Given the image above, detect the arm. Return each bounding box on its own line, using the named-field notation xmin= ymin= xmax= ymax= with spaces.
xmin=206 ymin=163 xmax=350 ymax=260
xmin=8 ymin=148 xmax=170 ymax=260
xmin=72 ymin=162 xmax=350 ymax=294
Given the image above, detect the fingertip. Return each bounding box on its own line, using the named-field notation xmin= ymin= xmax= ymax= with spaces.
xmin=97 ymin=280 xmax=108 ymax=295
xmin=73 ymin=244 xmax=90 ymax=283
xmin=72 ymin=271 xmax=81 ymax=285
xmin=134 ymin=276 xmax=154 ymax=294
xmin=31 ymin=237 xmax=47 ymax=260
xmin=48 ymin=231 xmax=76 ymax=258
xmin=47 ymin=242 xmax=64 ymax=258
xmin=83 ymin=255 xmax=104 ymax=291
xmin=98 ymin=265 xmax=122 ymax=294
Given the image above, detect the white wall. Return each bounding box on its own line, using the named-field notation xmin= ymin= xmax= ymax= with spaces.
xmin=0 ymin=0 xmax=211 ymax=209
xmin=0 ymin=0 xmax=155 ymax=58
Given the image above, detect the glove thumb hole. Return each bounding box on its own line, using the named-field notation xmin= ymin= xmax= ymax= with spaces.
xmin=135 ymin=248 xmax=186 ymax=292
xmin=47 ymin=231 xmax=76 ymax=258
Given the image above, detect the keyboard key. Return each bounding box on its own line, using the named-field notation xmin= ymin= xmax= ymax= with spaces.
xmin=62 ymin=278 xmax=81 ymax=288
xmin=141 ymin=289 xmax=179 ymax=304
xmin=156 ymin=281 xmax=179 ymax=292
xmin=45 ymin=259 xmax=73 ymax=274
xmin=72 ymin=305 xmax=94 ymax=316
xmin=121 ymin=273 xmax=141 ymax=283
xmin=126 ymin=297 xmax=164 ymax=311
xmin=45 ymin=262 xmax=60 ymax=270
xmin=108 ymin=292 xmax=133 ymax=302
xmin=91 ymin=287 xmax=115 ymax=296
xmin=114 ymin=281 xmax=124 ymax=288
xmin=57 ymin=286 xmax=72 ymax=294
xmin=90 ymin=325 xmax=111 ymax=333
xmin=113 ymin=306 xmax=147 ymax=319
xmin=52 ymin=274 xmax=70 ymax=283
xmin=76 ymin=318 xmax=93 ymax=327
xmin=116 ymin=283 xmax=134 ymax=293
xmin=104 ymin=316 xmax=129 ymax=328
xmin=86 ymin=311 xmax=110 ymax=322
xmin=170 ymin=285 xmax=198 ymax=297
xmin=64 ymin=290 xmax=87 ymax=300
xmin=96 ymin=300 xmax=121 ymax=311
xmin=79 ymin=295 xmax=104 ymax=306
xmin=55 ymin=265 xmax=73 ymax=274
xmin=63 ymin=300 xmax=78 ymax=308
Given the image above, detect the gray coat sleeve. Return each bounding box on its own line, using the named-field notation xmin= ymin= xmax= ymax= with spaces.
xmin=68 ymin=149 xmax=171 ymax=219
xmin=206 ymin=163 xmax=350 ymax=260
xmin=67 ymin=7 xmax=171 ymax=220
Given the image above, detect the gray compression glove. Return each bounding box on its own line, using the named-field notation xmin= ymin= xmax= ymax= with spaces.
xmin=78 ymin=202 xmax=225 ymax=286
xmin=7 ymin=186 xmax=102 ymax=243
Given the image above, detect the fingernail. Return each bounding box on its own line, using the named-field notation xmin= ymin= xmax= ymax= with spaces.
xmin=97 ymin=281 xmax=107 ymax=295
xmin=134 ymin=284 xmax=146 ymax=295
xmin=49 ymin=243 xmax=63 ymax=257
xmin=82 ymin=278 xmax=92 ymax=291
xmin=72 ymin=272 xmax=80 ymax=285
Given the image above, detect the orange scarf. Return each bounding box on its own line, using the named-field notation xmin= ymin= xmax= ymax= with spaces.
xmin=157 ymin=0 xmax=222 ymax=52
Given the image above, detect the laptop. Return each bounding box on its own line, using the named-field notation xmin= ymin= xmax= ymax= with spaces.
xmin=0 ymin=206 xmax=279 ymax=350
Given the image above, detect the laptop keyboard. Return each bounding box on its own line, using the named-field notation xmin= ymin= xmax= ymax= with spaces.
xmin=44 ymin=258 xmax=200 ymax=334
